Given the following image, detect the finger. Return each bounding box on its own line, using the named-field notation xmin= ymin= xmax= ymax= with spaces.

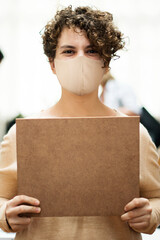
xmin=128 ymin=214 xmax=151 ymax=224
xmin=9 ymin=216 xmax=31 ymax=226
xmin=11 ymin=224 xmax=30 ymax=232
xmin=121 ymin=206 xmax=151 ymax=221
xmin=10 ymin=195 xmax=40 ymax=207
xmin=124 ymin=198 xmax=149 ymax=212
xmin=128 ymin=221 xmax=150 ymax=230
xmin=10 ymin=205 xmax=41 ymax=216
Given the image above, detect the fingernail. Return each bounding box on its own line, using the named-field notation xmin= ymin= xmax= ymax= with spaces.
xmin=35 ymin=200 xmax=40 ymax=205
xmin=36 ymin=208 xmax=41 ymax=213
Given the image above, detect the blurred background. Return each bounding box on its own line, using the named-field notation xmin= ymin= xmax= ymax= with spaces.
xmin=0 ymin=0 xmax=160 ymax=141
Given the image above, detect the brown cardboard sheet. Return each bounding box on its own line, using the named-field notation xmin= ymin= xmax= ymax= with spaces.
xmin=16 ymin=117 xmax=139 ymax=217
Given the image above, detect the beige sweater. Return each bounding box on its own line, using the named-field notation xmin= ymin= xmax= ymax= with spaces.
xmin=0 ymin=113 xmax=160 ymax=240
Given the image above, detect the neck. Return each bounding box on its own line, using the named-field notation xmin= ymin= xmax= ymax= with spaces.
xmin=51 ymin=88 xmax=111 ymax=117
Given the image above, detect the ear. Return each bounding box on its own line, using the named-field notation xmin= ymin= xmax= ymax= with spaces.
xmin=104 ymin=66 xmax=109 ymax=74
xmin=49 ymin=59 xmax=56 ymax=74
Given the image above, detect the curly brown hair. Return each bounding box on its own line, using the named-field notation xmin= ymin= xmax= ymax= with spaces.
xmin=42 ymin=6 xmax=125 ymax=66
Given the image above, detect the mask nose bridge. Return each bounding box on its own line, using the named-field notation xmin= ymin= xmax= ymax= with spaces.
xmin=78 ymin=50 xmax=85 ymax=57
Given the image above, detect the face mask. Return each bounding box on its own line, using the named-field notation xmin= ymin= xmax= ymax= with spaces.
xmin=54 ymin=56 xmax=106 ymax=95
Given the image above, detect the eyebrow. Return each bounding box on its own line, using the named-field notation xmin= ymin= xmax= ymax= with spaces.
xmin=60 ymin=45 xmax=75 ymax=49
xmin=60 ymin=45 xmax=93 ymax=49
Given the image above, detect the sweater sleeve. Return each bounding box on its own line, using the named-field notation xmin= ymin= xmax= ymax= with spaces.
xmin=135 ymin=124 xmax=160 ymax=234
xmin=0 ymin=125 xmax=17 ymax=232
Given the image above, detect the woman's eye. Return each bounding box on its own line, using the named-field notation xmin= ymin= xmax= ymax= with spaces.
xmin=62 ymin=50 xmax=74 ymax=54
xmin=87 ymin=49 xmax=98 ymax=54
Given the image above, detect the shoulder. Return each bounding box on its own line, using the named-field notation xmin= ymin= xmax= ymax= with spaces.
xmin=139 ymin=123 xmax=158 ymax=161
xmin=2 ymin=110 xmax=51 ymax=140
xmin=139 ymin=123 xmax=151 ymax=147
xmin=115 ymin=110 xmax=154 ymax=146
xmin=139 ymin=124 xmax=160 ymax=197
xmin=1 ymin=123 xmax=16 ymax=147
xmin=25 ymin=108 xmax=57 ymax=119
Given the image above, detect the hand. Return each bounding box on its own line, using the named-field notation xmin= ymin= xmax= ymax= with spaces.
xmin=121 ymin=198 xmax=152 ymax=232
xmin=5 ymin=195 xmax=41 ymax=232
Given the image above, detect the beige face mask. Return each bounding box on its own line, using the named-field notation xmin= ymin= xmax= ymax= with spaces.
xmin=54 ymin=56 xmax=106 ymax=95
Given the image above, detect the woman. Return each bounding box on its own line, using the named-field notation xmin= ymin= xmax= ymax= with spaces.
xmin=0 ymin=6 xmax=160 ymax=240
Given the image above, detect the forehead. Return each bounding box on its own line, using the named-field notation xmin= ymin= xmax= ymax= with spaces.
xmin=57 ymin=27 xmax=91 ymax=47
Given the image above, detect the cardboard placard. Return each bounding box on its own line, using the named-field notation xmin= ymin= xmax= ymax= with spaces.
xmin=16 ymin=117 xmax=139 ymax=217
